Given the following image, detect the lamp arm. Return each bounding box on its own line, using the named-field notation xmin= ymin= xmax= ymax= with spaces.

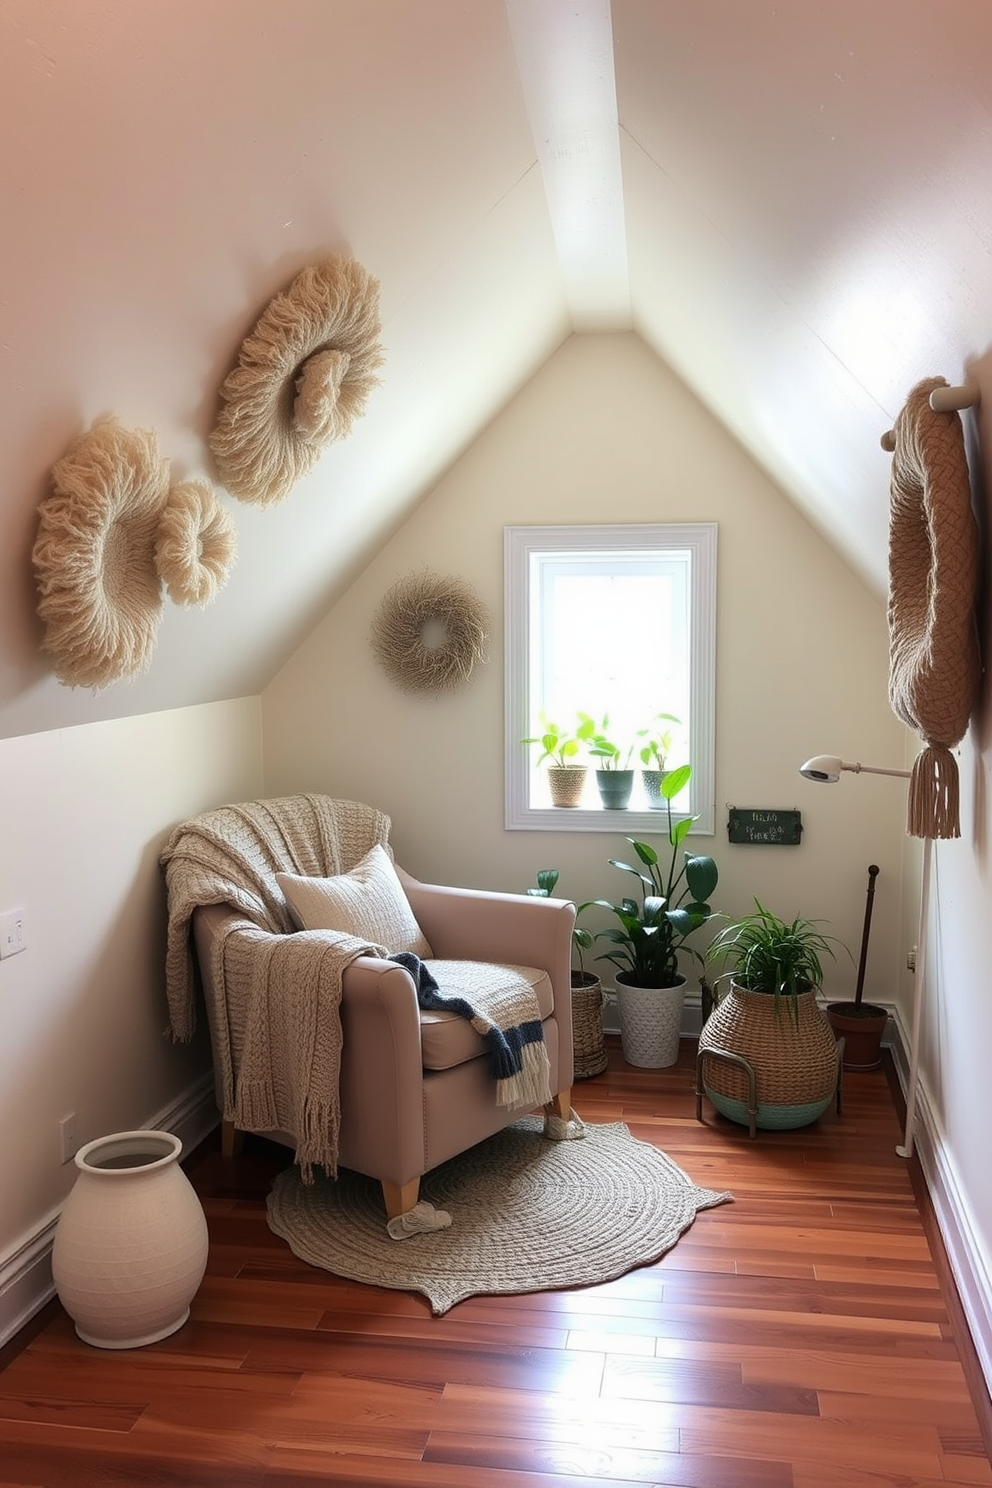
xmin=843 ymin=762 xmax=911 ymax=779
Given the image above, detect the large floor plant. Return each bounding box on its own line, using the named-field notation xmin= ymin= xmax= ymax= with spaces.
xmin=583 ymin=765 xmax=718 ymax=1067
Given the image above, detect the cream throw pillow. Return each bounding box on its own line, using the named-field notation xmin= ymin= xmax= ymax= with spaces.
xmin=276 ymin=843 xmax=432 ymax=957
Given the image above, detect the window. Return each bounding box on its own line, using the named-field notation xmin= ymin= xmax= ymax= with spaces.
xmin=505 ymin=523 xmax=717 ymax=833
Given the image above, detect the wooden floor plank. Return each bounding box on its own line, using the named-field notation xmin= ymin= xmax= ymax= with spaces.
xmin=0 ymin=1038 xmax=988 ymax=1486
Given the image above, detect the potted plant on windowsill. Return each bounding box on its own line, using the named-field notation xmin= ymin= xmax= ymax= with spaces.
xmin=528 ymin=868 xmax=607 ymax=1078
xmin=522 ymin=713 xmax=596 ymax=807
xmin=582 ymin=764 xmax=718 ymax=1068
xmin=583 ymin=713 xmax=637 ymax=809
xmin=699 ymin=901 xmax=847 ymax=1133
xmin=637 ymin=712 xmax=680 ymax=809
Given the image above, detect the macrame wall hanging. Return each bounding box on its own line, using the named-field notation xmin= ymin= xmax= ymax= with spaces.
xmin=370 ymin=571 xmax=490 ymax=696
xmin=156 ymin=478 xmax=237 ymax=608
xmin=209 ymin=254 xmax=384 ymax=506
xmin=886 ymin=376 xmax=981 ymax=838
xmin=33 ymin=416 xmax=237 ymax=690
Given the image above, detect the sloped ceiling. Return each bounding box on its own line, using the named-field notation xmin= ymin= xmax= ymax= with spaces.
xmin=2 ymin=0 xmax=990 ymax=740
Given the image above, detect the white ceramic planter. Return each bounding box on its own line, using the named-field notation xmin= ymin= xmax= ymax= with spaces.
xmin=52 ymin=1129 xmax=208 ymax=1349
xmin=616 ymin=976 xmax=685 ymax=1068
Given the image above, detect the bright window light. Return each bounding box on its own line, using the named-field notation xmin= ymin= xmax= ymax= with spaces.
xmin=505 ymin=523 xmax=717 ymax=833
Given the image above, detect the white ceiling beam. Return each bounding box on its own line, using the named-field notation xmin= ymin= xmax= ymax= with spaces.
xmin=505 ymin=0 xmax=631 ymax=330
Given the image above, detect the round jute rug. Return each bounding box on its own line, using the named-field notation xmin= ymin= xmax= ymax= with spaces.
xmin=266 ymin=1118 xmax=732 ymax=1314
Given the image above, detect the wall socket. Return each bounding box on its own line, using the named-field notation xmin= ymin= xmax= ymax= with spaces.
xmin=907 ymin=945 xmax=917 ymax=972
xmin=59 ymin=1112 xmax=78 ymax=1165
xmin=0 ymin=908 xmax=26 ymax=959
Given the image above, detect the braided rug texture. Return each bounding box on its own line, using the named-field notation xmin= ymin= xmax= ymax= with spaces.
xmin=888 ymin=376 xmax=981 ymax=838
xmin=266 ymin=1117 xmax=731 ymax=1314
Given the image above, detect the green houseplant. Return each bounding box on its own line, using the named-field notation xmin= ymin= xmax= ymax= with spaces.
xmin=581 ymin=712 xmax=637 ymax=809
xmin=699 ymin=900 xmax=847 ymax=1133
xmin=527 ymin=868 xmax=607 ymax=1078
xmin=637 ymin=711 xmax=680 ymax=810
xmin=522 ymin=712 xmax=595 ymax=807
xmin=583 ymin=764 xmax=718 ymax=1067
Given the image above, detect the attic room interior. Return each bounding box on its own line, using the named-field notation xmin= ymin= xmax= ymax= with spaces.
xmin=2 ymin=0 xmax=992 ymax=1480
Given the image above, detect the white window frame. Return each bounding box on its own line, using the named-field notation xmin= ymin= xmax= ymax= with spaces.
xmin=504 ymin=522 xmax=717 ymax=834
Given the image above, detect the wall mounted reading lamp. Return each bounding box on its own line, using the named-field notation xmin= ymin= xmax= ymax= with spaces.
xmin=799 ymin=754 xmax=927 ymax=1162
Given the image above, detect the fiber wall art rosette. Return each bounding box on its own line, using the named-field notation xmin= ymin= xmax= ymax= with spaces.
xmin=209 ymin=254 xmax=384 ymax=506
xmin=33 ymin=417 xmax=236 ymax=690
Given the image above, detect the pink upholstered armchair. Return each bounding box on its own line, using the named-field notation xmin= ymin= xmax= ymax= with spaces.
xmin=162 ymin=795 xmax=576 ymax=1220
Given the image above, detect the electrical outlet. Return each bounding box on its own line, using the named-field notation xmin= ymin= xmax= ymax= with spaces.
xmin=0 ymin=908 xmax=26 ymax=959
xmin=59 ymin=1112 xmax=77 ymax=1165
xmin=907 ymin=945 xmax=917 ymax=972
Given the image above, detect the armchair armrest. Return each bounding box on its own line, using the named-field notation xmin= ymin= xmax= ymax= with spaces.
xmin=396 ymin=872 xmax=575 ymax=984
xmin=396 ymin=874 xmax=576 ymax=1096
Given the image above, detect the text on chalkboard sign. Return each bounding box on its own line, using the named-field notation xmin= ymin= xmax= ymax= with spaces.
xmin=727 ymin=808 xmax=803 ymax=846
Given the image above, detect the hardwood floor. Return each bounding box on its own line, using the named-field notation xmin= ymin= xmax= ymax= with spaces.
xmin=2 ymin=1039 xmax=991 ymax=1487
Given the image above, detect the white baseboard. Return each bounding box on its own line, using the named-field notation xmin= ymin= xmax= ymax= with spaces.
xmin=885 ymin=1007 xmax=992 ymax=1397
xmin=0 ymin=1072 xmax=219 ymax=1352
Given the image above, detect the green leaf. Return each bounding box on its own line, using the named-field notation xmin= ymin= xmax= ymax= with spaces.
xmin=661 ymin=763 xmax=691 ymax=799
xmin=628 ymin=839 xmax=659 ymax=868
xmin=685 ymin=854 xmax=718 ymax=901
xmin=671 ymin=816 xmax=694 ymax=849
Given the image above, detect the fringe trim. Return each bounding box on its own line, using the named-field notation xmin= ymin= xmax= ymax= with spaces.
xmin=907 ymin=744 xmax=961 ymax=839
xmin=496 ymin=1039 xmax=552 ymax=1110
xmin=296 ymin=1098 xmax=340 ymax=1186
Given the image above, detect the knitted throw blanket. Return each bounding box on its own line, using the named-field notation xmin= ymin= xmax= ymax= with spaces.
xmin=888 ymin=377 xmax=980 ymax=838
xmin=391 ymin=952 xmax=552 ymax=1111
xmin=159 ymin=795 xmax=391 ymax=1179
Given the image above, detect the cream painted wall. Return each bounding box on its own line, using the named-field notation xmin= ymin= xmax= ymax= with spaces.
xmin=0 ymin=697 xmax=262 ymax=1267
xmin=263 ymin=332 xmax=908 ymax=1013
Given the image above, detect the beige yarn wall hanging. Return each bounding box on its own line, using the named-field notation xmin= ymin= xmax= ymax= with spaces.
xmin=33 ymin=416 xmax=170 ymax=689
xmin=209 ymin=254 xmax=384 ymax=506
xmin=886 ymin=375 xmax=981 ymax=838
xmin=34 ymin=417 xmax=238 ymax=690
xmin=155 ymin=479 xmax=237 ymax=608
xmin=370 ymin=571 xmax=490 ymax=695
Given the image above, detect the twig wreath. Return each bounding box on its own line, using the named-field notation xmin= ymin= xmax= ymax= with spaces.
xmin=155 ymin=479 xmax=237 ymax=607
xmin=370 ymin=571 xmax=490 ymax=695
xmin=33 ymin=416 xmax=170 ymax=689
xmin=209 ymin=254 xmax=384 ymax=506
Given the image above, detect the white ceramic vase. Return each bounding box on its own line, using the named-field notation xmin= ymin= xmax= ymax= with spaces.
xmin=52 ymin=1129 xmax=208 ymax=1349
xmin=616 ymin=975 xmax=685 ymax=1067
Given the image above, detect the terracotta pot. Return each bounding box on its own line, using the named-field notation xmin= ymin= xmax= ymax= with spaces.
xmin=826 ymin=1002 xmax=887 ymax=1071
xmin=547 ymin=765 xmax=588 ymax=807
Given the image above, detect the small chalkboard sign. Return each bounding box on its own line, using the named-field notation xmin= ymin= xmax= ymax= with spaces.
xmin=727 ymin=808 xmax=803 ymax=846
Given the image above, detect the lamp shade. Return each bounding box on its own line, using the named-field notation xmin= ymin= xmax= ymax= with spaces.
xmin=799 ymin=755 xmax=842 ymax=783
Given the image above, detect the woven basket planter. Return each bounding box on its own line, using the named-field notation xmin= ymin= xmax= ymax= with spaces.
xmin=571 ymin=973 xmax=608 ymax=1079
xmin=547 ymin=766 xmax=588 ymax=807
xmin=698 ymin=983 xmax=840 ymax=1131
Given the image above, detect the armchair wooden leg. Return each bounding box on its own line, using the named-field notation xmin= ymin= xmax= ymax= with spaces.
xmin=381 ymin=1178 xmax=420 ymax=1220
xmin=545 ymin=1089 xmax=572 ymax=1121
xmin=221 ymin=1119 xmax=243 ymax=1158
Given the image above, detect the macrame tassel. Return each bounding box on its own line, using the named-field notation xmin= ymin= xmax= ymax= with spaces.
xmin=907 ymin=744 xmax=960 ymax=840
